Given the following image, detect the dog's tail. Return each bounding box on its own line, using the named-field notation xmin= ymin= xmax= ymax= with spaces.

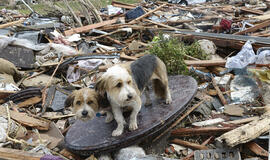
xmin=152 ymin=79 xmax=166 ymax=99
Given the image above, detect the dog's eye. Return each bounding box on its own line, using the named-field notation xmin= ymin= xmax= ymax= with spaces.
xmin=128 ymin=80 xmax=131 ymax=84
xmin=76 ymin=101 xmax=81 ymax=105
xmin=87 ymin=101 xmax=93 ymax=105
xmin=116 ymin=83 xmax=122 ymax=88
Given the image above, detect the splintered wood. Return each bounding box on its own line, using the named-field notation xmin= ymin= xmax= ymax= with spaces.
xmin=216 ymin=106 xmax=270 ymax=147
xmin=171 ymin=139 xmax=208 ymax=150
xmin=64 ymin=18 xmax=119 ymax=36
xmin=0 ymin=107 xmax=50 ymax=130
xmin=17 ymin=96 xmax=41 ymax=108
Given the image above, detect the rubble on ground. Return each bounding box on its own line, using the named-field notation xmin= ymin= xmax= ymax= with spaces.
xmin=1 ymin=0 xmax=270 ymax=159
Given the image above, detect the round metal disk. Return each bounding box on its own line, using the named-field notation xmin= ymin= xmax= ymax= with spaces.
xmin=65 ymin=75 xmax=197 ymax=156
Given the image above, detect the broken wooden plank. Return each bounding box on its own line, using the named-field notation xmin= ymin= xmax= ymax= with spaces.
xmin=60 ymin=149 xmax=82 ymax=160
xmin=175 ymin=32 xmax=270 ymax=51
xmin=0 ymin=107 xmax=50 ymax=130
xmin=212 ymin=77 xmax=228 ymax=105
xmin=11 ymin=110 xmax=50 ymax=130
xmin=112 ymin=0 xmax=136 ymax=9
xmin=143 ymin=18 xmax=181 ymax=31
xmin=0 ymin=19 xmax=25 ymax=29
xmin=120 ymin=53 xmax=137 ymax=61
xmin=17 ymin=96 xmax=41 ymax=108
xmin=216 ymin=105 xmax=270 ymax=147
xmin=171 ymin=127 xmax=235 ymax=137
xmin=64 ymin=18 xmax=119 ymax=36
xmin=234 ymin=20 xmax=270 ymax=35
xmin=171 ymin=139 xmax=208 ymax=150
xmin=166 ymin=16 xmax=219 ymax=25
xmin=185 ymin=60 xmax=226 ymax=67
xmin=225 ymin=116 xmax=259 ymax=125
xmin=91 ymin=29 xmax=121 ymax=40
xmin=129 ymin=4 xmax=166 ymax=23
xmin=192 ymin=118 xmax=225 ymax=127
xmin=240 ymin=7 xmax=264 ymax=15
xmin=253 ymin=14 xmax=270 ymax=21
xmin=183 ymin=136 xmax=213 ymax=160
xmin=0 ymin=148 xmax=43 ymax=160
xmin=246 ymin=142 xmax=268 ymax=157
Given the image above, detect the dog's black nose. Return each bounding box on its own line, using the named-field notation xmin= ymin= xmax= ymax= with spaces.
xmin=127 ymin=94 xmax=133 ymax=100
xmin=82 ymin=110 xmax=88 ymax=116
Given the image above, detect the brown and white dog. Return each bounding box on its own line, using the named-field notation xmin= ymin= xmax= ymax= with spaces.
xmin=95 ymin=54 xmax=172 ymax=136
xmin=64 ymin=88 xmax=113 ymax=123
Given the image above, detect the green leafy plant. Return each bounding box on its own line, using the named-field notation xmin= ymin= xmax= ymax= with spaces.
xmin=148 ymin=34 xmax=209 ymax=75
xmin=185 ymin=41 xmax=209 ymax=60
xmin=149 ymin=35 xmax=188 ymax=75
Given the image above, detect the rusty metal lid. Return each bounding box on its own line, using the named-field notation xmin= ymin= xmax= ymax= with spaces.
xmin=64 ymin=75 xmax=197 ymax=156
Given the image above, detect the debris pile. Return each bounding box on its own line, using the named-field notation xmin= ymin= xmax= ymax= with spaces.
xmin=1 ymin=0 xmax=270 ymax=159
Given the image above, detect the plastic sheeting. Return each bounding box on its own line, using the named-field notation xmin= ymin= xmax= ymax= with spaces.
xmin=256 ymin=47 xmax=270 ymax=64
xmin=67 ymin=59 xmax=103 ymax=83
xmin=0 ymin=35 xmax=48 ymax=51
xmin=225 ymin=40 xmax=256 ymax=69
xmin=226 ymin=41 xmax=270 ymax=68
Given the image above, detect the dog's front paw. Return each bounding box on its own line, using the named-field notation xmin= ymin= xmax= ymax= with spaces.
xmin=165 ymin=97 xmax=172 ymax=104
xmin=112 ymin=129 xmax=123 ymax=136
xmin=129 ymin=122 xmax=138 ymax=131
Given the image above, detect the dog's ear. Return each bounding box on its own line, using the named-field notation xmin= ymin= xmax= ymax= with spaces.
xmin=95 ymin=77 xmax=106 ymax=97
xmin=65 ymin=92 xmax=75 ymax=108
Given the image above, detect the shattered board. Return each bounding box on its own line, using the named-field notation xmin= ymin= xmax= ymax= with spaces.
xmin=64 ymin=75 xmax=197 ymax=156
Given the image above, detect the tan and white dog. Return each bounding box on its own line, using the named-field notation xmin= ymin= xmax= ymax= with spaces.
xmin=64 ymin=88 xmax=113 ymax=123
xmin=95 ymin=54 xmax=172 ymax=136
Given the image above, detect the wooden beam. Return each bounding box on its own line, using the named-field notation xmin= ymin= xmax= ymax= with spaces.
xmin=112 ymin=0 xmax=136 ymax=7
xmin=246 ymin=142 xmax=268 ymax=157
xmin=0 ymin=107 xmax=50 ymax=130
xmin=216 ymin=106 xmax=270 ymax=147
xmin=17 ymin=96 xmax=42 ymax=108
xmin=64 ymin=18 xmax=119 ymax=36
xmin=240 ymin=7 xmax=264 ymax=15
xmin=0 ymin=148 xmax=43 ymax=160
xmin=129 ymin=4 xmax=166 ymax=23
xmin=225 ymin=116 xmax=259 ymax=125
xmin=253 ymin=14 xmax=270 ymax=21
xmin=120 ymin=53 xmax=137 ymax=61
xmin=234 ymin=20 xmax=270 ymax=35
xmin=185 ymin=60 xmax=226 ymax=67
xmin=166 ymin=16 xmax=219 ymax=25
xmin=112 ymin=2 xmax=135 ymax=9
xmin=143 ymin=18 xmax=181 ymax=31
xmin=183 ymin=136 xmax=213 ymax=160
xmin=0 ymin=19 xmax=25 ymax=29
xmin=171 ymin=139 xmax=208 ymax=150
xmin=212 ymin=77 xmax=228 ymax=105
xmin=171 ymin=127 xmax=235 ymax=137
xmin=177 ymin=33 xmax=270 ymax=51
